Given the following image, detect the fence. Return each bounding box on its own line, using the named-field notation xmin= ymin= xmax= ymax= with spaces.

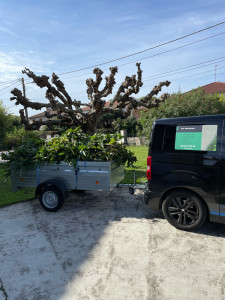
xmin=127 ymin=137 xmax=149 ymax=146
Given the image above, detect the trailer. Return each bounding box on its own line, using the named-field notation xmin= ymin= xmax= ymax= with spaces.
xmin=11 ymin=161 xmax=129 ymax=211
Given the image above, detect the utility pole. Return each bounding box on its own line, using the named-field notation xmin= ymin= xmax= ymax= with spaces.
xmin=215 ymin=65 xmax=218 ymax=82
xmin=21 ymin=78 xmax=29 ymax=122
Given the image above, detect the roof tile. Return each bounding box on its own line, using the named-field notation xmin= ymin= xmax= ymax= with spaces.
xmin=199 ymin=82 xmax=225 ymax=94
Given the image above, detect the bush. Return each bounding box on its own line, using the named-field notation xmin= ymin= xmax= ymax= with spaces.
xmin=4 ymin=133 xmax=21 ymax=149
xmin=112 ymin=116 xmax=141 ymax=137
xmin=2 ymin=137 xmax=43 ymax=177
xmin=2 ymin=128 xmax=137 ymax=176
xmin=0 ymin=102 xmax=23 ymax=149
xmin=139 ymin=89 xmax=225 ymax=138
xmin=4 ymin=128 xmax=43 ymax=149
xmin=37 ymin=128 xmax=137 ymax=167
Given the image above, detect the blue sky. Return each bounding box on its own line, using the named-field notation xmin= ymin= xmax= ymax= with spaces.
xmin=0 ymin=0 xmax=225 ymax=116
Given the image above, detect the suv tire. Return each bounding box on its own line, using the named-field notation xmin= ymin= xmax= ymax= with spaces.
xmin=162 ymin=189 xmax=207 ymax=231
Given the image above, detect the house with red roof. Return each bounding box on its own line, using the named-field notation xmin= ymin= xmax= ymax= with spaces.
xmin=28 ymin=101 xmax=116 ymax=124
xmin=191 ymin=82 xmax=225 ymax=95
xmin=198 ymin=82 xmax=225 ymax=94
xmin=29 ymin=109 xmax=58 ymax=124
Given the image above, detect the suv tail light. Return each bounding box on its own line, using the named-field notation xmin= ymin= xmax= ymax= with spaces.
xmin=146 ymin=156 xmax=152 ymax=180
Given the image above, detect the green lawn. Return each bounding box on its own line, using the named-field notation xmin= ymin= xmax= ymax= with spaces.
xmin=0 ymin=145 xmax=148 ymax=207
xmin=121 ymin=145 xmax=148 ymax=184
xmin=0 ymin=164 xmax=35 ymax=207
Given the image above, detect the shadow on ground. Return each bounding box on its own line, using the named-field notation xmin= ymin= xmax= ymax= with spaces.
xmin=1 ymin=187 xmax=225 ymax=299
xmin=195 ymin=219 xmax=225 ymax=237
xmin=0 ymin=188 xmax=160 ymax=299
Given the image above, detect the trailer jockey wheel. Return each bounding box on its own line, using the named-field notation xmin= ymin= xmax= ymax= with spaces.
xmin=129 ymin=187 xmax=135 ymax=194
xmin=40 ymin=186 xmax=64 ymax=212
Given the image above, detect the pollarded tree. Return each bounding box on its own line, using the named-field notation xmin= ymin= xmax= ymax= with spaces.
xmin=10 ymin=63 xmax=170 ymax=134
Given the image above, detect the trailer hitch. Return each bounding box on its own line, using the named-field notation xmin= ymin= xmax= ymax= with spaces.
xmin=116 ymin=170 xmax=147 ymax=194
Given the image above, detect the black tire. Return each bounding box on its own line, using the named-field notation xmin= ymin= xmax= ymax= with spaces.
xmin=39 ymin=186 xmax=64 ymax=212
xmin=129 ymin=188 xmax=135 ymax=195
xmin=162 ymin=189 xmax=207 ymax=231
xmin=71 ymin=189 xmax=85 ymax=194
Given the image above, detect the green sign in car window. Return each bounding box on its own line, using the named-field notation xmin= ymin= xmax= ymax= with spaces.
xmin=175 ymin=125 xmax=217 ymax=151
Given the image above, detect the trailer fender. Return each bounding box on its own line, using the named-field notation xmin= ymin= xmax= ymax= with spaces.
xmin=35 ymin=180 xmax=69 ymax=199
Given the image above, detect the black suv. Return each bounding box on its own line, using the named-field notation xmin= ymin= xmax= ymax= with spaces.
xmin=144 ymin=114 xmax=225 ymax=231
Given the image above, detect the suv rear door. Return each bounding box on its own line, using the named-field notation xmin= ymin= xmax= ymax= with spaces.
xmin=218 ymin=119 xmax=225 ymax=222
xmin=159 ymin=119 xmax=222 ymax=219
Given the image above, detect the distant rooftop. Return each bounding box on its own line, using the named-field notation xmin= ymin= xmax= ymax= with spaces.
xmin=29 ymin=110 xmax=57 ymax=119
xmin=196 ymin=82 xmax=225 ymax=94
xmin=29 ymin=101 xmax=119 ymax=119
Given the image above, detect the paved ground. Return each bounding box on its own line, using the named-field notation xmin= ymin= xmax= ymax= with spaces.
xmin=1 ymin=189 xmax=225 ymax=300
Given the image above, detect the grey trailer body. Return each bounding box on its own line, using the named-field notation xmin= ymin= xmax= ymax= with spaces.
xmin=11 ymin=161 xmax=124 ymax=211
xmin=12 ymin=161 xmax=124 ymax=192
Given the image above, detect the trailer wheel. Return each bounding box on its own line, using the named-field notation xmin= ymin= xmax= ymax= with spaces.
xmin=40 ymin=186 xmax=64 ymax=212
xmin=129 ymin=187 xmax=135 ymax=194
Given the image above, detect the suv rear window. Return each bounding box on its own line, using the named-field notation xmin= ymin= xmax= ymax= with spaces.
xmin=175 ymin=125 xmax=217 ymax=151
xmin=163 ymin=124 xmax=218 ymax=153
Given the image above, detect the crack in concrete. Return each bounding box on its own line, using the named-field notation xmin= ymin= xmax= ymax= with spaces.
xmin=0 ymin=278 xmax=8 ymax=300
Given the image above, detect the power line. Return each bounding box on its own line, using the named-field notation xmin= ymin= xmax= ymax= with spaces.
xmin=5 ymin=104 xmax=17 ymax=110
xmin=143 ymin=57 xmax=225 ymax=80
xmin=5 ymin=77 xmax=37 ymax=87
xmin=5 ymin=70 xmax=225 ymax=105
xmin=5 ymin=71 xmax=225 ymax=107
xmin=143 ymin=62 xmax=225 ymax=82
xmin=59 ymin=31 xmax=225 ymax=81
xmin=10 ymin=61 xmax=225 ymax=101
xmin=15 ymin=69 xmax=225 ymax=103
xmin=21 ymin=30 xmax=225 ymax=88
xmin=4 ymin=71 xmax=225 ymax=105
xmin=0 ymin=82 xmax=21 ymax=97
xmin=0 ymin=78 xmax=21 ymax=86
xmin=0 ymin=80 xmax=20 ymax=93
xmin=5 ymin=22 xmax=224 ymax=94
xmin=57 ymin=21 xmax=225 ymax=76
xmin=67 ymin=56 xmax=225 ymax=96
xmin=3 ymin=59 xmax=225 ymax=102
xmin=140 ymin=67 xmax=225 ymax=89
xmin=23 ymin=31 xmax=222 ymax=94
xmin=171 ymin=66 xmax=225 ymax=82
xmin=118 ymin=32 xmax=225 ymax=71
xmin=71 ymin=65 xmax=225 ymax=97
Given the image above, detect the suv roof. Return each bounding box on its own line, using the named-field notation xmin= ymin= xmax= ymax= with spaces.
xmin=155 ymin=114 xmax=225 ymax=125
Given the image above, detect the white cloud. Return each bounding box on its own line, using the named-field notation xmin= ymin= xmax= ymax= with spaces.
xmin=0 ymin=50 xmax=56 ymax=117
xmin=0 ymin=52 xmax=22 ymax=81
xmin=0 ymin=26 xmax=17 ymax=37
xmin=187 ymin=16 xmax=205 ymax=26
xmin=116 ymin=15 xmax=139 ymax=23
xmin=0 ymin=50 xmax=55 ymax=82
xmin=29 ymin=26 xmax=51 ymax=35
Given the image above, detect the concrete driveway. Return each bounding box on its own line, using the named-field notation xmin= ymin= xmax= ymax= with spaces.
xmin=1 ymin=189 xmax=225 ymax=300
